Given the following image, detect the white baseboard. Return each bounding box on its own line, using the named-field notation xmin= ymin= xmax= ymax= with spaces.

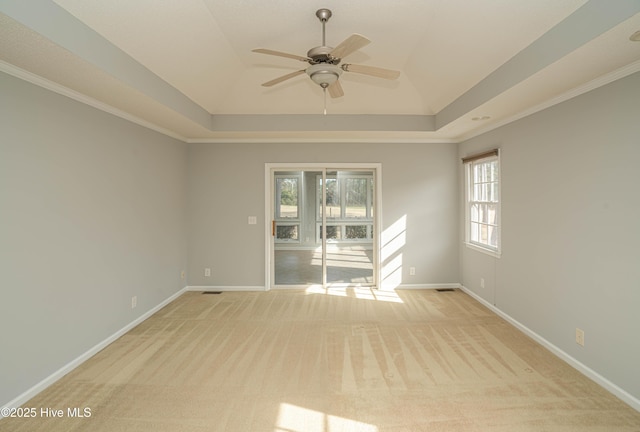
xmin=187 ymin=285 xmax=266 ymax=292
xmin=187 ymin=284 xmax=461 ymax=292
xmin=1 ymin=286 xmax=189 ymax=412
xmin=394 ymin=283 xmax=462 ymax=290
xmin=460 ymin=285 xmax=640 ymax=413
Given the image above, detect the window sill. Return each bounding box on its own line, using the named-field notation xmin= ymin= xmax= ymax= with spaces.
xmin=464 ymin=242 xmax=501 ymax=258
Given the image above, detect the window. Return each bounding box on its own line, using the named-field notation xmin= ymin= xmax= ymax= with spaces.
xmin=275 ymin=174 xmax=301 ymax=243
xmin=316 ymin=173 xmax=374 ymax=243
xmin=464 ymin=151 xmax=500 ymax=255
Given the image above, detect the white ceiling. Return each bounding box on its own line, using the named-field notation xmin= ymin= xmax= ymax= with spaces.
xmin=1 ymin=0 xmax=639 ymax=142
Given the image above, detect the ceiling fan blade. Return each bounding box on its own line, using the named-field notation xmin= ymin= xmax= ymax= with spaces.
xmin=329 ymin=34 xmax=371 ymax=60
xmin=252 ymin=48 xmax=310 ymax=62
xmin=327 ymin=80 xmax=344 ymax=98
xmin=342 ymin=63 xmax=400 ymax=80
xmin=261 ymin=70 xmax=306 ymax=87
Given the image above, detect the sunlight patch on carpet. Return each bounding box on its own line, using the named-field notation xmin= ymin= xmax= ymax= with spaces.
xmin=276 ymin=403 xmax=378 ymax=432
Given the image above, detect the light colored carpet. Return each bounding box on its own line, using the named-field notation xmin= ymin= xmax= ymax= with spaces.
xmin=2 ymin=288 xmax=639 ymax=431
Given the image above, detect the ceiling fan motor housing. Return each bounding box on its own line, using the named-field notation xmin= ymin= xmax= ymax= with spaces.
xmin=307 ymin=46 xmax=340 ymax=64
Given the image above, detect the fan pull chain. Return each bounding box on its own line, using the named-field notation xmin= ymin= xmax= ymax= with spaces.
xmin=323 ymin=87 xmax=327 ymax=115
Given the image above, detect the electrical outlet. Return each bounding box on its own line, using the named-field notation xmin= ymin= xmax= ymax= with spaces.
xmin=480 ymin=278 xmax=485 ymax=288
xmin=409 ymin=267 xmax=416 ymax=276
xmin=181 ymin=270 xmax=185 ymax=279
xmin=204 ymin=268 xmax=211 ymax=277
xmin=131 ymin=296 xmax=137 ymax=309
xmin=576 ymin=328 xmax=585 ymax=346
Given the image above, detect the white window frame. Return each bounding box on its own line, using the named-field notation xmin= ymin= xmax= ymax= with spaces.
xmin=315 ymin=173 xmax=374 ymax=244
xmin=464 ymin=153 xmax=501 ymax=257
xmin=274 ymin=173 xmax=302 ymax=244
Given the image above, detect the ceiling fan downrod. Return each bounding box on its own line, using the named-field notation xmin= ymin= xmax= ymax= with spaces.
xmin=316 ymin=8 xmax=332 ymax=47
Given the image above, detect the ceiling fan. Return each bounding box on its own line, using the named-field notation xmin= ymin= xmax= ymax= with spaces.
xmin=252 ymin=8 xmax=400 ymax=99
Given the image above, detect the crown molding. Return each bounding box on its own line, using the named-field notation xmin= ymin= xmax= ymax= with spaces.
xmin=0 ymin=60 xmax=189 ymax=143
xmin=187 ymin=136 xmax=459 ymax=144
xmin=4 ymin=58 xmax=639 ymax=146
xmin=456 ymin=60 xmax=640 ymax=142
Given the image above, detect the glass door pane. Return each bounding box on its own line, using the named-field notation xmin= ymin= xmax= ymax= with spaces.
xmin=324 ymin=170 xmax=375 ymax=285
xmin=274 ymin=170 xmax=322 ymax=285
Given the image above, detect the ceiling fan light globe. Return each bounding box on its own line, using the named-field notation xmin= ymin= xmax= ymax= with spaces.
xmin=307 ymin=63 xmax=342 ymax=88
xmin=310 ymin=71 xmax=339 ymax=87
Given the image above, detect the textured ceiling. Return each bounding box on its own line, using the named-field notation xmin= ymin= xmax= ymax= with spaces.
xmin=1 ymin=0 xmax=639 ymax=142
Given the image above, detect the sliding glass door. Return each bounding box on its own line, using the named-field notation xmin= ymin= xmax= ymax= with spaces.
xmin=271 ymin=167 xmax=376 ymax=288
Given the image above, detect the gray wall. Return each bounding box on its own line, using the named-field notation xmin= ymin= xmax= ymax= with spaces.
xmin=459 ymin=71 xmax=640 ymax=401
xmin=0 ymin=72 xmax=188 ymax=407
xmin=5 ymin=62 xmax=637 ymax=410
xmin=187 ymin=142 xmax=460 ymax=288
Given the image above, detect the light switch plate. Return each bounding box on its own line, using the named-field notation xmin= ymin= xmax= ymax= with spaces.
xmin=248 ymin=216 xmax=257 ymax=225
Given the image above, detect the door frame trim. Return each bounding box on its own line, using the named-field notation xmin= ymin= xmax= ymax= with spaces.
xmin=265 ymin=163 xmax=382 ymax=291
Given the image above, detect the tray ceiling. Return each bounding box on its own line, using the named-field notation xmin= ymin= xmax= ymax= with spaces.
xmin=1 ymin=0 xmax=639 ymax=142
